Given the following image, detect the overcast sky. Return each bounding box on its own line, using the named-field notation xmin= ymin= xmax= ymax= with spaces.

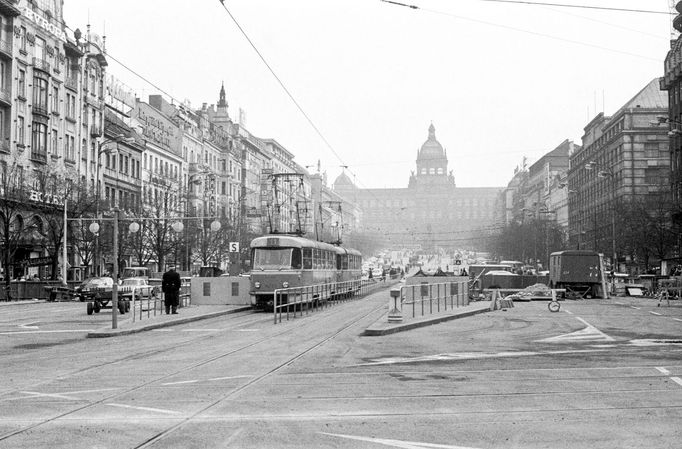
xmin=62 ymin=0 xmax=672 ymax=189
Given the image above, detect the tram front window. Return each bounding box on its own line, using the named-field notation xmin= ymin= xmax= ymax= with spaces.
xmin=253 ymin=248 xmax=294 ymax=270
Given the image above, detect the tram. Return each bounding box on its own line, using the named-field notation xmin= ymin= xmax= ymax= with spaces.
xmin=249 ymin=235 xmax=362 ymax=310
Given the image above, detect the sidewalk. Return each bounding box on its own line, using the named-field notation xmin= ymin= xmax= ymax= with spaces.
xmin=364 ymin=300 xmax=493 ymax=336
xmin=87 ymin=304 xmax=252 ymax=338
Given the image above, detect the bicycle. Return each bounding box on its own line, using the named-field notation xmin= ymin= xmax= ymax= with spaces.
xmin=547 ymin=289 xmax=561 ymax=312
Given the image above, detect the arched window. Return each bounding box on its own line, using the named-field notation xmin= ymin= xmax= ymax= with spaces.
xmin=421 ymin=168 xmax=427 ymax=175
xmin=32 ymin=215 xmax=44 ymax=234
xmin=429 ymin=168 xmax=435 ymax=175
xmin=437 ymin=168 xmax=443 ymax=175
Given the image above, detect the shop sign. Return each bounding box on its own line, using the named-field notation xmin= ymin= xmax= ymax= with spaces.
xmin=21 ymin=256 xmax=53 ymax=267
xmin=29 ymin=190 xmax=64 ymax=207
xmin=22 ymin=8 xmax=67 ymax=42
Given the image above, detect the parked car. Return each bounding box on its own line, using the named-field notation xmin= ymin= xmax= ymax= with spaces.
xmin=75 ymin=277 xmax=113 ymax=302
xmin=119 ymin=277 xmax=159 ymax=300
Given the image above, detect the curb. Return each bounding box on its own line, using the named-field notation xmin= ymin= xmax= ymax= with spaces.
xmin=363 ymin=305 xmax=491 ymax=336
xmin=0 ymin=299 xmax=46 ymax=307
xmin=86 ymin=306 xmax=252 ymax=338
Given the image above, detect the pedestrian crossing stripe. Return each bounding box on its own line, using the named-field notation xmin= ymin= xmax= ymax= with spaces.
xmin=536 ymin=317 xmax=614 ymax=343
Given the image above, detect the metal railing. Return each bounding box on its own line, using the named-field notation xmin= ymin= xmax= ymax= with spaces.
xmin=130 ymin=288 xmax=191 ymax=323
xmin=397 ymin=281 xmax=469 ymax=319
xmin=273 ymin=277 xmax=396 ymax=324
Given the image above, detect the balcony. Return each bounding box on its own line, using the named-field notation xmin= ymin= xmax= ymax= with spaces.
xmin=32 ymin=103 xmax=48 ymax=117
xmin=65 ymin=76 xmax=78 ymax=91
xmin=0 ymin=38 xmax=12 ymax=59
xmin=90 ymin=124 xmax=102 ymax=137
xmin=0 ymin=85 xmax=10 ymax=106
xmin=30 ymin=150 xmax=47 ymax=164
xmin=32 ymin=57 xmax=50 ymax=74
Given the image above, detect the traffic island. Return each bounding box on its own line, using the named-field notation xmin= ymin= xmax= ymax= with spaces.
xmin=86 ymin=305 xmax=252 ymax=338
xmin=363 ymin=301 xmax=492 ymax=336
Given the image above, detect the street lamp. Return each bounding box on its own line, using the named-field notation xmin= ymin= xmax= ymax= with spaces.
xmin=184 ymin=170 xmax=211 ymax=272
xmin=585 ymin=161 xmax=617 ymax=274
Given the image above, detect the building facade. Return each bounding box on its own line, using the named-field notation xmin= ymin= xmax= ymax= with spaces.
xmin=334 ymin=124 xmax=501 ymax=252
xmin=567 ymin=79 xmax=670 ymax=271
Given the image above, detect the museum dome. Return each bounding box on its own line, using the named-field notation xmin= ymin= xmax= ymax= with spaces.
xmin=419 ymin=123 xmax=444 ymax=160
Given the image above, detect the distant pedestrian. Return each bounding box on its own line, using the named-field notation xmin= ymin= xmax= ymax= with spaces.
xmin=162 ymin=266 xmax=182 ymax=315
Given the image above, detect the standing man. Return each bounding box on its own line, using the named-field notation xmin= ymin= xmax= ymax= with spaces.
xmin=162 ymin=266 xmax=182 ymax=315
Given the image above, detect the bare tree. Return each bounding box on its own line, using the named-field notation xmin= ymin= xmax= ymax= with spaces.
xmin=35 ymin=166 xmax=97 ymax=280
xmin=0 ymin=158 xmax=34 ymax=296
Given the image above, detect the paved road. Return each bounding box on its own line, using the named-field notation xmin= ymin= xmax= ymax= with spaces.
xmin=0 ymin=294 xmax=681 ymax=448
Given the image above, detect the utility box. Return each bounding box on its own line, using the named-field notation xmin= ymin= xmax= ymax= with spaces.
xmin=191 ymin=276 xmax=250 ymax=305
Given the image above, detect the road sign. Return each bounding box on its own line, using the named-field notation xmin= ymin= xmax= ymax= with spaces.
xmin=455 ymin=260 xmax=461 ymax=265
xmin=229 ymin=242 xmax=240 ymax=253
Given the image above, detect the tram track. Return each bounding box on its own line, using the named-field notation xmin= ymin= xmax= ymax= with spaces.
xmin=0 ymin=293 xmax=388 ymax=445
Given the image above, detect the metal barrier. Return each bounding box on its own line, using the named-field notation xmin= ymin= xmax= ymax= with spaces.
xmin=273 ymin=278 xmax=396 ymax=324
xmin=397 ymin=280 xmax=469 ymax=319
xmin=130 ymin=287 xmax=191 ymax=323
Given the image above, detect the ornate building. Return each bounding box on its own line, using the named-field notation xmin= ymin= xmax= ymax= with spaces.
xmin=333 ymin=124 xmax=502 ymax=252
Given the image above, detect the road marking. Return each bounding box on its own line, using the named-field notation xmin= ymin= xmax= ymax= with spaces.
xmin=162 ymin=375 xmax=251 ymax=386
xmin=564 ymin=310 xmax=573 ymax=315
xmin=650 ymin=311 xmax=662 ymax=316
xmin=674 ymin=318 xmax=682 ymax=322
xmin=614 ymin=302 xmax=624 ymax=305
xmin=356 ymin=349 xmax=608 ymax=366
xmin=656 ymin=367 xmax=671 ymax=375
xmin=183 ymin=329 xmax=220 ymax=332
xmin=19 ymin=391 xmax=80 ymax=401
xmin=151 ymin=329 xmax=174 ymax=332
xmin=671 ymin=377 xmax=682 ymax=387
xmin=17 ymin=321 xmax=39 ymax=329
xmin=107 ymin=403 xmax=181 ymax=415
xmin=0 ymin=329 xmax=95 ymax=335
xmin=321 ymin=432 xmax=480 ymax=448
xmin=629 ymin=339 xmax=682 ymax=346
xmin=537 ymin=317 xmax=614 ymax=343
xmin=630 ymin=306 xmax=641 ymax=310
xmin=234 ymin=329 xmax=260 ymax=332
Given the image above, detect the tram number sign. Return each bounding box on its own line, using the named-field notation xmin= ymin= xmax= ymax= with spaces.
xmin=229 ymin=242 xmax=240 ymax=253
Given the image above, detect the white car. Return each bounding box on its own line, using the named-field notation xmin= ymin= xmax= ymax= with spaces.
xmin=119 ymin=277 xmax=158 ymax=300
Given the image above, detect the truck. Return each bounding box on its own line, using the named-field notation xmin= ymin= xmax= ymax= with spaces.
xmin=549 ymin=250 xmax=608 ymax=299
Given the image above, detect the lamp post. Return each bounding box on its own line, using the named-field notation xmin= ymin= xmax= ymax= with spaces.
xmin=586 ymin=161 xmax=617 ymax=273
xmin=184 ymin=170 xmax=210 ymax=272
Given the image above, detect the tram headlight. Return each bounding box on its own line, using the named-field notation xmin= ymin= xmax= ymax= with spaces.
xmin=254 ymin=282 xmax=261 ymax=289
xmin=282 ymin=282 xmax=289 ymax=288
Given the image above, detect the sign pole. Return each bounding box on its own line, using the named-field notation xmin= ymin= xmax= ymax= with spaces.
xmin=62 ymin=199 xmax=67 ymax=285
xmin=111 ymin=208 xmax=119 ymax=329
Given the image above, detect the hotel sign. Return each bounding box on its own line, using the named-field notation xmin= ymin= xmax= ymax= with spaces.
xmin=23 ymin=8 xmax=67 ymax=42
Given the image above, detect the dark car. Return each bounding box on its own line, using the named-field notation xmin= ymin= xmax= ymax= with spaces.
xmin=75 ymin=277 xmax=114 ymax=302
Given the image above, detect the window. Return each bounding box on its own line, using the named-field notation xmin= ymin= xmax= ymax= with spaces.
xmin=51 ymin=85 xmax=59 ymax=113
xmin=17 ymin=69 xmax=25 ymax=98
xmin=34 ymin=36 xmax=45 ymax=60
xmin=66 ymin=135 xmax=75 ymax=161
xmin=32 ymin=76 xmax=48 ymax=112
xmin=50 ymin=129 xmax=57 ymax=155
xmin=65 ymin=92 xmax=75 ymax=119
xmin=31 ymin=122 xmax=48 ymax=161
xmin=20 ymin=26 xmax=26 ymax=52
xmin=16 ymin=116 xmax=24 ymax=146
xmin=421 ymin=168 xmax=426 ymax=175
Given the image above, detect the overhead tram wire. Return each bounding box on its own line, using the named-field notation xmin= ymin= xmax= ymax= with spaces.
xmin=470 ymin=0 xmax=672 ymax=16
xmin=214 ymin=0 xmax=408 ymax=207
xmin=379 ymin=0 xmax=662 ymax=62
xmin=214 ymin=1 xmax=350 ymax=173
